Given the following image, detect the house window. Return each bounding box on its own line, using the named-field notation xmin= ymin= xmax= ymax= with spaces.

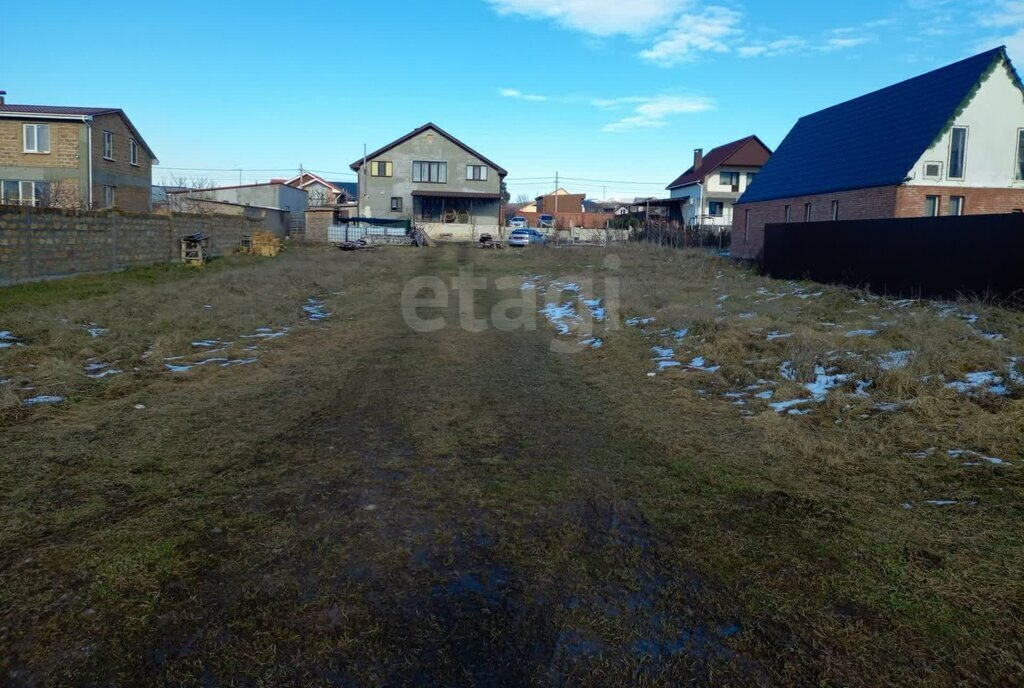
xmin=370 ymin=161 xmax=392 ymax=177
xmin=130 ymin=139 xmax=139 ymax=166
xmin=924 ymin=162 xmax=942 ymax=180
xmin=3 ymin=180 xmax=50 ymax=206
xmin=924 ymin=195 xmax=939 ymax=217
xmin=708 ymin=201 xmax=724 ymax=217
xmin=784 ymin=205 xmax=791 ymax=223
xmin=719 ymin=171 xmax=740 ymax=189
xmin=746 ymin=172 xmax=757 ymax=186
xmin=467 ymin=164 xmax=487 ymax=181
xmin=949 ymin=196 xmax=964 ymax=216
xmin=390 ymin=196 xmax=403 ymax=212
xmin=948 ymin=126 xmax=967 ymax=179
xmin=103 ymin=131 xmax=114 ymax=160
xmin=1017 ymin=130 xmax=1024 ymax=180
xmin=413 ymin=161 xmax=447 ymax=183
xmin=103 ymin=185 xmax=115 ymax=208
xmin=804 ymin=203 xmax=812 ymax=222
xmin=23 ymin=124 xmax=50 ymax=153
xmin=831 ymin=200 xmax=839 ymax=221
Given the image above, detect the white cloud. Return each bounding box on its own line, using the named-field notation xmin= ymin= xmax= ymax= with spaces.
xmin=639 ymin=6 xmax=742 ymax=66
xmin=602 ymin=95 xmax=716 ymax=132
xmin=820 ymin=36 xmax=872 ymax=52
xmin=738 ymin=37 xmax=807 ymax=58
xmin=499 ymin=88 xmax=547 ymax=102
xmin=484 ymin=0 xmax=686 ymax=37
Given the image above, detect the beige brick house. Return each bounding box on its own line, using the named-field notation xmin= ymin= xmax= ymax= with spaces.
xmin=0 ymin=92 xmax=158 ymax=212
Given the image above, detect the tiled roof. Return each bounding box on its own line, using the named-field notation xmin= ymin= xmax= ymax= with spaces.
xmin=330 ymin=181 xmax=358 ymax=196
xmin=738 ymin=46 xmax=1017 ymax=204
xmin=0 ymin=105 xmax=118 ymax=116
xmin=667 ymin=136 xmax=772 ymax=190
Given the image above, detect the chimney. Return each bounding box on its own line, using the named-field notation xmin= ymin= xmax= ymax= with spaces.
xmin=693 ymin=148 xmax=703 ymax=169
xmin=0 ymin=91 xmax=6 ymax=106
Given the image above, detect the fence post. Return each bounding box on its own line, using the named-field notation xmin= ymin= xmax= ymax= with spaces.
xmin=24 ymin=205 xmax=34 ymax=279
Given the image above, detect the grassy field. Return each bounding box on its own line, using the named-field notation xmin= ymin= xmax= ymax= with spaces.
xmin=1 ymin=243 xmax=1022 ymax=686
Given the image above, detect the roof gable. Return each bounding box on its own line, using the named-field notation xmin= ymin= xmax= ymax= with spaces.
xmin=350 ymin=123 xmax=507 ymax=176
xmin=667 ymin=136 xmax=772 ymax=190
xmin=0 ymin=104 xmax=158 ymax=162
xmin=738 ymin=46 xmax=1016 ymax=204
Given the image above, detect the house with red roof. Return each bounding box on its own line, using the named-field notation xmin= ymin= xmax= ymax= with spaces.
xmin=665 ymin=135 xmax=772 ymax=229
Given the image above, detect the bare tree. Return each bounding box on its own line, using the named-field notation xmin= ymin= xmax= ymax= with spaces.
xmin=166 ymin=175 xmax=218 ymax=215
xmin=514 ymin=193 xmax=530 ymax=204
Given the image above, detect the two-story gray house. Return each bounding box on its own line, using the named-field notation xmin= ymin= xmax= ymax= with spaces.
xmin=350 ymin=123 xmax=507 ymax=240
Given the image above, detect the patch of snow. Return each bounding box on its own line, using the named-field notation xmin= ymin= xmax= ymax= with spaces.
xmin=771 ymin=398 xmax=812 ymax=415
xmin=855 ymin=380 xmax=873 ymax=397
xmin=657 ymin=360 xmax=682 ymax=370
xmin=845 ymin=329 xmax=878 ymax=338
xmin=926 ymin=500 xmax=958 ymax=507
xmin=540 ymin=303 xmax=580 ymax=336
xmin=625 ymin=317 xmax=656 ymax=328
xmin=945 ymin=371 xmax=1008 ymax=397
xmin=85 ymin=325 xmax=107 ymax=338
xmin=738 ymin=312 xmax=757 ymax=319
xmin=979 ymin=332 xmax=1006 ymax=342
xmin=755 ymin=390 xmax=775 ymax=400
xmin=1009 ymin=358 xmax=1024 ymax=386
xmin=303 ymin=298 xmax=331 ymax=321
xmin=23 ymin=395 xmax=65 ymax=406
xmin=0 ymin=331 xmax=23 ymax=349
xmin=579 ymin=337 xmax=603 ymax=349
xmin=879 ymin=350 xmax=913 ymax=371
xmin=906 ymin=448 xmax=936 ymax=459
xmin=948 ymin=449 xmax=1010 ymax=466
xmin=766 ymin=332 xmax=794 ymax=341
xmin=673 ymin=328 xmax=689 ymax=341
xmin=192 ymin=339 xmax=226 ymax=349
xmin=582 ymin=299 xmax=606 ymax=322
xmin=779 ymin=361 xmax=797 ymax=381
xmin=240 ymin=327 xmax=290 ymax=341
xmin=651 ymin=346 xmax=674 ymax=360
xmin=805 ymin=366 xmax=850 ymax=401
xmin=165 ymin=363 xmax=193 ymax=372
xmin=686 ymin=357 xmax=720 ymax=373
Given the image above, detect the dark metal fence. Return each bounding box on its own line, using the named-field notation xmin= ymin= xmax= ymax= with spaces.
xmin=763 ymin=213 xmax=1024 ymax=299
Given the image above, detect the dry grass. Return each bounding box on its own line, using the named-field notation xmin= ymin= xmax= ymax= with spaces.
xmin=0 ymin=242 xmax=1021 ymax=686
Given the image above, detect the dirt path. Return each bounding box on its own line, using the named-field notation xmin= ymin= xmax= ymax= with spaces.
xmin=0 ymin=248 xmax=767 ymax=686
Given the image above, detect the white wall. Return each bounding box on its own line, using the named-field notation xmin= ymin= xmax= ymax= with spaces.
xmin=908 ymin=56 xmax=1024 ymax=189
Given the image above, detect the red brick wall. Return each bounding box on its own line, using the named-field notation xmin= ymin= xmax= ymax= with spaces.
xmin=732 ymin=186 xmax=898 ymax=260
xmin=517 ymin=211 xmax=614 ymax=229
xmin=896 ymin=186 xmax=1024 ymax=217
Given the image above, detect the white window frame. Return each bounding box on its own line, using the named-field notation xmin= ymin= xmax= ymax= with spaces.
xmin=467 ymin=164 xmax=487 ymax=181
xmin=804 ymin=203 xmax=812 ymax=222
xmin=831 ymin=200 xmax=839 ymax=221
xmin=949 ymin=196 xmax=964 ymax=216
xmin=923 ymin=161 xmax=943 ymax=180
xmin=23 ymin=123 xmax=51 ymax=154
xmin=412 ymin=161 xmax=447 ymax=184
xmin=947 ymin=126 xmax=967 ymax=180
xmin=103 ymin=185 xmax=115 ymax=208
xmin=1016 ymin=129 xmax=1024 ymax=181
xmin=103 ymin=130 xmax=114 ymax=160
xmin=924 ymin=195 xmax=940 ymax=217
xmin=130 ymin=138 xmax=139 ymax=166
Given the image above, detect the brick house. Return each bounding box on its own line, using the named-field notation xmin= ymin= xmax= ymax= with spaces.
xmin=666 ymin=136 xmax=772 ymax=228
xmin=0 ymin=92 xmax=157 ymax=212
xmin=733 ymin=46 xmax=1024 ymax=260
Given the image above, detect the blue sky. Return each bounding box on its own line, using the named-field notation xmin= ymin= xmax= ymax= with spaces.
xmin=2 ymin=0 xmax=1021 ymax=200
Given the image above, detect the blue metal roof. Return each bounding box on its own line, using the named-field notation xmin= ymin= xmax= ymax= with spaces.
xmin=331 ymin=181 xmax=358 ymax=197
xmin=738 ymin=47 xmax=1016 ymax=204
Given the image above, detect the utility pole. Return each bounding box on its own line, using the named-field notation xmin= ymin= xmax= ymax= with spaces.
xmin=554 ymin=171 xmax=559 ymax=216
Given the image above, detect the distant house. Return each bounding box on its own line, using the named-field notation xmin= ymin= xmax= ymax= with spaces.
xmin=167 ymin=182 xmax=308 ymax=235
xmin=733 ymin=46 xmax=1024 ymax=260
xmin=280 ymin=172 xmax=357 ymax=207
xmin=666 ymin=136 xmax=772 ymax=228
xmin=535 ymin=188 xmax=585 ymax=214
xmin=350 ymin=123 xmax=507 ymax=240
xmin=0 ymin=92 xmax=158 ymax=211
